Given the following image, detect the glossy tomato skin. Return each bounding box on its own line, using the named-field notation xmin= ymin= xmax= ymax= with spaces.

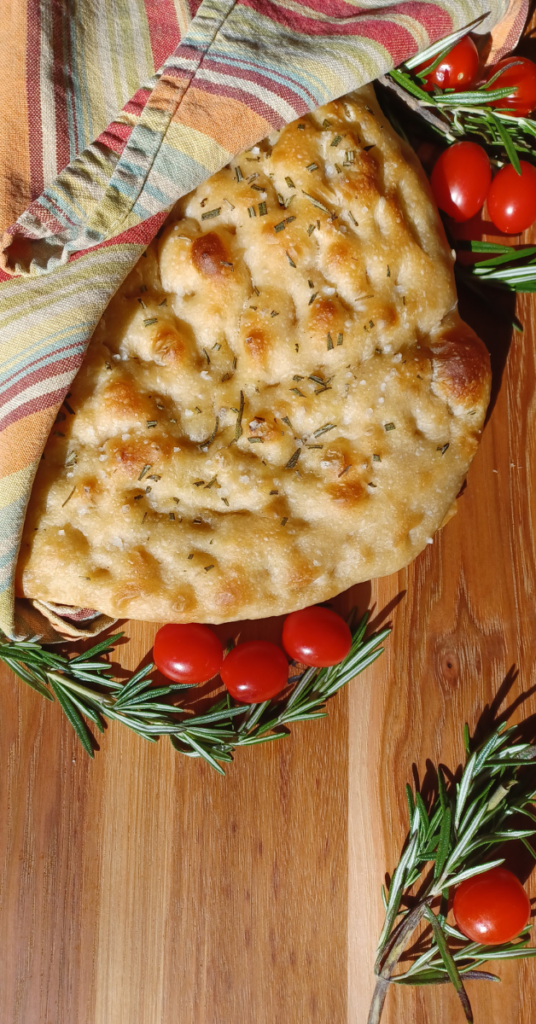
xmin=416 ymin=36 xmax=479 ymax=93
xmin=453 ymin=867 xmax=531 ymax=945
xmin=487 ymin=56 xmax=536 ymax=116
xmin=154 ymin=623 xmax=223 ymax=684
xmin=221 ymin=641 xmax=288 ymax=703
xmin=282 ymin=606 xmax=352 ymax=667
xmin=487 ymin=160 xmax=536 ymax=234
xmin=430 ymin=142 xmax=491 ymax=222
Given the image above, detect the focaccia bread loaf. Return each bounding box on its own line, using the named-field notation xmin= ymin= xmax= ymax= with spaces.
xmin=16 ymin=85 xmax=491 ymax=623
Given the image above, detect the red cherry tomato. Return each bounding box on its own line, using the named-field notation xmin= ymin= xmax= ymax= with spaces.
xmin=430 ymin=142 xmax=491 ymax=222
xmin=487 ymin=160 xmax=536 ymax=234
xmin=282 ymin=606 xmax=352 ymax=667
xmin=453 ymin=867 xmax=531 ymax=945
xmin=153 ymin=623 xmax=223 ymax=684
xmin=486 ymin=56 xmax=536 ymax=117
xmin=221 ymin=641 xmax=288 ymax=703
xmin=416 ymin=35 xmax=479 ymax=93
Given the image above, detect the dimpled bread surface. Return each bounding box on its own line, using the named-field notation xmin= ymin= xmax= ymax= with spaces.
xmin=17 ymin=85 xmax=491 ymax=623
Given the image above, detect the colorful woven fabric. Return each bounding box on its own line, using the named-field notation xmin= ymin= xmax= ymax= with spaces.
xmin=0 ymin=0 xmax=526 ymax=638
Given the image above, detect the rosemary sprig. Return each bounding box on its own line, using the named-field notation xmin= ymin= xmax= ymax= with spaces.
xmin=385 ymin=13 xmax=535 ymax=163
xmin=386 ymin=64 xmax=535 ymax=168
xmin=0 ymin=633 xmax=196 ymax=755
xmin=369 ymin=722 xmax=536 ymax=1024
xmin=378 ymin=19 xmax=536 ymax=297
xmin=0 ymin=613 xmax=388 ymax=772
xmin=457 ymin=240 xmax=536 ymax=292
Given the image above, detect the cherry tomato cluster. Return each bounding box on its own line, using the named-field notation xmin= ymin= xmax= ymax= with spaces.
xmin=431 ymin=142 xmax=536 ymax=234
xmin=153 ymin=605 xmax=352 ymax=703
xmin=417 ymin=41 xmax=536 ymax=234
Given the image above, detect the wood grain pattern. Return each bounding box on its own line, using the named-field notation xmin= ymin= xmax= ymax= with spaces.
xmin=350 ymin=277 xmax=536 ymax=1021
xmin=0 ymin=613 xmax=349 ymax=1024
xmin=3 ymin=45 xmax=536 ymax=1024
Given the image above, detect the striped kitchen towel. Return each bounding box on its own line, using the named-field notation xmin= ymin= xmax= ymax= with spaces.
xmin=0 ymin=0 xmax=526 ymax=639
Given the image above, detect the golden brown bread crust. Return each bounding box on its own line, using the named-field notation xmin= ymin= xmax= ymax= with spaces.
xmin=430 ymin=310 xmax=491 ymax=414
xmin=16 ymin=86 xmax=491 ymax=623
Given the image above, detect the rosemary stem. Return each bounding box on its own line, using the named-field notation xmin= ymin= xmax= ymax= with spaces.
xmin=46 ymin=671 xmax=113 ymax=707
xmin=368 ymin=901 xmax=429 ymax=1024
xmin=367 ymin=978 xmax=391 ymax=1024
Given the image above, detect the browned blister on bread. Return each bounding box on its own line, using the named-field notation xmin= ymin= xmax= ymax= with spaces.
xmin=430 ymin=310 xmax=491 ymax=413
xmin=16 ymin=85 xmax=491 ymax=623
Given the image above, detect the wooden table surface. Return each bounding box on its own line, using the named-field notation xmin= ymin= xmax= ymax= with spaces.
xmin=3 ymin=71 xmax=536 ymax=1024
